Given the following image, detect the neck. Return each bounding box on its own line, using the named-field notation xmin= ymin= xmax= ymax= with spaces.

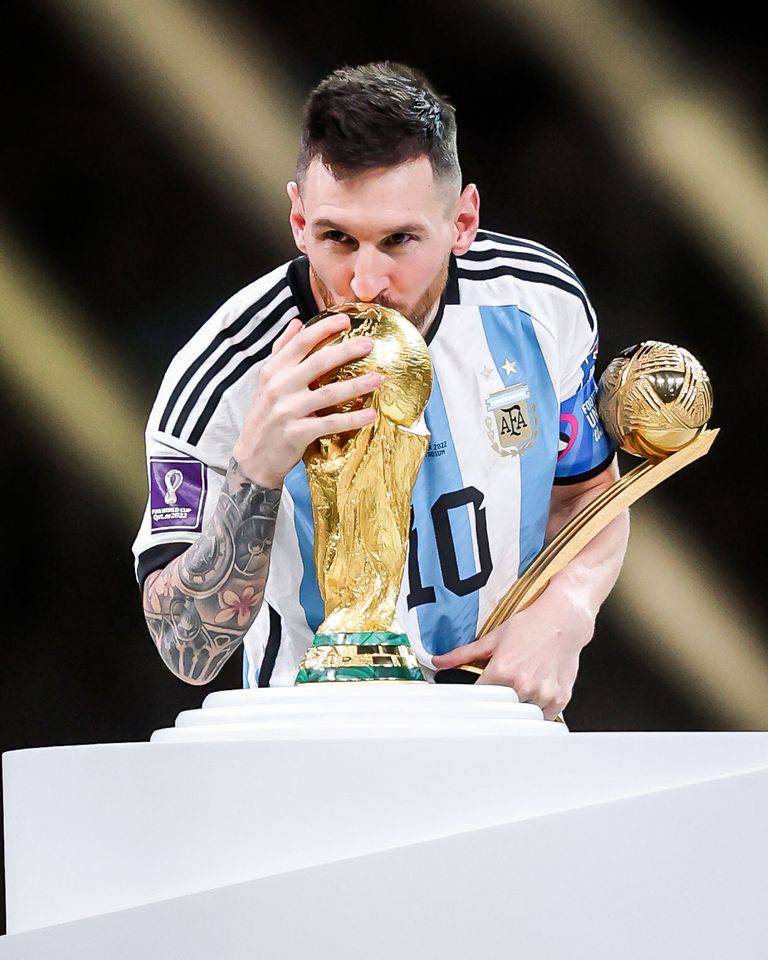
xmin=416 ymin=300 xmax=441 ymax=338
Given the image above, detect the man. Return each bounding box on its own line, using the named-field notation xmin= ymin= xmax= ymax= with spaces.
xmin=133 ymin=62 xmax=629 ymax=720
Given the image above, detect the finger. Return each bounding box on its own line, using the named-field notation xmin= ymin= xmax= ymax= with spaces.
xmin=270 ymin=317 xmax=303 ymax=356
xmin=475 ymin=659 xmax=513 ymax=689
xmin=298 ymin=371 xmax=382 ymax=417
xmin=542 ymin=700 xmax=562 ymax=722
xmin=431 ymin=636 xmax=494 ymax=669
xmin=277 ymin=312 xmax=352 ymax=366
xmin=298 ymin=335 xmax=375 ymax=387
xmin=277 ymin=337 xmax=376 ymax=398
xmin=305 ymin=405 xmax=378 ymax=439
xmin=541 ymin=691 xmax=570 ymax=721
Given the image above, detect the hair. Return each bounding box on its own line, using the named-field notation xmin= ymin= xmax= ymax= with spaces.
xmin=296 ymin=62 xmax=461 ymax=190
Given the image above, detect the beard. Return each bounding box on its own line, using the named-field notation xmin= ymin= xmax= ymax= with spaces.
xmin=311 ymin=256 xmax=450 ymax=334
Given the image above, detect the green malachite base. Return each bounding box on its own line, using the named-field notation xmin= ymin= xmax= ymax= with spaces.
xmin=312 ymin=631 xmax=408 ymax=647
xmin=294 ymin=631 xmax=426 ymax=684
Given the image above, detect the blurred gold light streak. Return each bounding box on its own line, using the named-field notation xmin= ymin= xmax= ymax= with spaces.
xmin=0 ymin=228 xmax=146 ymax=524
xmin=487 ymin=0 xmax=768 ymax=320
xmin=47 ymin=0 xmax=301 ymax=247
xmin=612 ymin=502 xmax=768 ymax=728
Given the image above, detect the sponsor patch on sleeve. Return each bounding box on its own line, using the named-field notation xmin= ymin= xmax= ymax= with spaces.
xmin=149 ymin=457 xmax=207 ymax=532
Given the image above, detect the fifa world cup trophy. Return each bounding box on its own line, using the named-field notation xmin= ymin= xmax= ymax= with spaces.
xmin=295 ymin=303 xmax=434 ymax=683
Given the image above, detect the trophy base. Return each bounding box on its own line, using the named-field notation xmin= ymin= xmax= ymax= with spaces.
xmin=295 ymin=632 xmax=427 ymax=684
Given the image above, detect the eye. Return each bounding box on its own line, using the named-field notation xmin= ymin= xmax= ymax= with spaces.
xmin=385 ymin=232 xmax=417 ymax=247
xmin=323 ymin=230 xmax=353 ymax=244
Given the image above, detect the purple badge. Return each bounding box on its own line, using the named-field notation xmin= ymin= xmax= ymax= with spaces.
xmin=149 ymin=458 xmax=207 ymax=533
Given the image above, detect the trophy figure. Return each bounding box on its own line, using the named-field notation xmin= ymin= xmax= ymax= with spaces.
xmin=295 ymin=303 xmax=433 ymax=684
xmin=458 ymin=340 xmax=717 ymax=676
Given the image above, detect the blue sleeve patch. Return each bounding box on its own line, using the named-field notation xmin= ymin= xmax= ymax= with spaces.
xmin=555 ymin=340 xmax=615 ymax=480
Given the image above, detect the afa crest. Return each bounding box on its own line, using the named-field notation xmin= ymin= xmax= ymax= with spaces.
xmin=484 ymin=383 xmax=538 ymax=457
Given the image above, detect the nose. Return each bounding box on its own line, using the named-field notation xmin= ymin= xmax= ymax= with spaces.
xmin=349 ymin=248 xmax=390 ymax=302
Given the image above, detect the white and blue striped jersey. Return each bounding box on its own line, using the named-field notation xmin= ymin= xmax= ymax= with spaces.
xmin=133 ymin=230 xmax=614 ymax=686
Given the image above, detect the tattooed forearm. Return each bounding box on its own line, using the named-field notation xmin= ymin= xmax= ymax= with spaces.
xmin=142 ymin=458 xmax=281 ymax=684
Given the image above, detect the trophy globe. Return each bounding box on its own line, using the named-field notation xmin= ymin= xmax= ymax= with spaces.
xmin=597 ymin=341 xmax=713 ymax=461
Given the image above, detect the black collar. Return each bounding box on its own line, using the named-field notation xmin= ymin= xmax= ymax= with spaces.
xmin=285 ymin=254 xmax=460 ymax=344
xmin=286 ymin=256 xmax=319 ymax=324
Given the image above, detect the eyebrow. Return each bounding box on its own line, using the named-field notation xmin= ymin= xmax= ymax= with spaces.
xmin=311 ymin=218 xmax=426 ymax=235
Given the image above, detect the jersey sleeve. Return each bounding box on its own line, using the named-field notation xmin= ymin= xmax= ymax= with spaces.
xmin=131 ymin=431 xmax=228 ymax=589
xmin=554 ymin=303 xmax=615 ymax=485
xmin=131 ymin=264 xmax=297 ymax=589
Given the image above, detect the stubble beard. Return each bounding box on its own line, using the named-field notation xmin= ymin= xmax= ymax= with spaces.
xmin=310 ymin=256 xmax=450 ymax=336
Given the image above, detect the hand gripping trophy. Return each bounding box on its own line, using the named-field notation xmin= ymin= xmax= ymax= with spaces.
xmin=295 ymin=302 xmax=433 ymax=684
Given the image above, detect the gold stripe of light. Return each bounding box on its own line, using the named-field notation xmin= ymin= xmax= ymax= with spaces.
xmin=0 ymin=226 xmax=146 ymax=525
xmin=486 ymin=0 xmax=768 ymax=321
xmin=48 ymin=0 xmax=302 ymax=247
xmin=613 ymin=502 xmax=768 ymax=728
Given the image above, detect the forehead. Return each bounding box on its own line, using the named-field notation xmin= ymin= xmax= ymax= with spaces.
xmin=301 ymin=156 xmax=449 ymax=230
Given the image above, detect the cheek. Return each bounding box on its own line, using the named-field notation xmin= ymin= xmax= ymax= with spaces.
xmin=306 ymin=244 xmax=347 ymax=293
xmin=400 ymin=252 xmax=445 ymax=295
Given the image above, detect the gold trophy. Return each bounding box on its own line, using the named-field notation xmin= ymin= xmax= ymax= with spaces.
xmin=459 ymin=340 xmax=717 ymax=676
xmin=295 ymin=303 xmax=433 ymax=683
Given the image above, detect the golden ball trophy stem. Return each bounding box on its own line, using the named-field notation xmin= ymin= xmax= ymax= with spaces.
xmin=459 ymin=340 xmax=718 ymax=677
xmin=295 ymin=303 xmax=434 ymax=685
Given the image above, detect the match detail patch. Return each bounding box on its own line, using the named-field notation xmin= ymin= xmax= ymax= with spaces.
xmin=149 ymin=457 xmax=207 ymax=532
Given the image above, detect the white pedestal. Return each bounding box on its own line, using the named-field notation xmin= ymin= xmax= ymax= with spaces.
xmin=2 ymin=689 xmax=767 ymax=958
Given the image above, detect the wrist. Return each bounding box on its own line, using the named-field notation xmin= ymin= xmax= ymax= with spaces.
xmin=228 ymin=452 xmax=284 ymax=491
xmin=540 ymin=573 xmax=597 ymax=645
xmin=231 ymin=439 xmax=285 ymax=490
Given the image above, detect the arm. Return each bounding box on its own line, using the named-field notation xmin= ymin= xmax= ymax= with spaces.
xmin=141 ymin=314 xmax=381 ymax=684
xmin=431 ymin=460 xmax=630 ymax=718
xmin=142 ymin=458 xmax=280 ymax=684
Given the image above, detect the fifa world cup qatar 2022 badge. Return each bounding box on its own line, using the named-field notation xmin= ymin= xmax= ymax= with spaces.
xmin=149 ymin=457 xmax=207 ymax=533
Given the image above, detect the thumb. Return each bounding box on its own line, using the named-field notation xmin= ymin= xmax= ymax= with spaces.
xmin=432 ymin=636 xmax=494 ymax=669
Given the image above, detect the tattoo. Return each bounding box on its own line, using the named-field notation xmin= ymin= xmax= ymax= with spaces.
xmin=143 ymin=458 xmax=281 ymax=684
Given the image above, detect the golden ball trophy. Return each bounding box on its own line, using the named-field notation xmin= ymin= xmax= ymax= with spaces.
xmin=461 ymin=339 xmax=717 ymax=676
xmin=295 ymin=303 xmax=433 ymax=683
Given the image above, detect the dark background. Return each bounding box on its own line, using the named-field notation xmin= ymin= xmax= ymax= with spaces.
xmin=1 ymin=0 xmax=766 ymax=935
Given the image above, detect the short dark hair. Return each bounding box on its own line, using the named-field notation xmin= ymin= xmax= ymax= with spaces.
xmin=297 ymin=62 xmax=460 ymax=188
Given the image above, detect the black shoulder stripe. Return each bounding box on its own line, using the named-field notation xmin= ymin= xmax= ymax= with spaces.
xmin=462 ymin=247 xmax=581 ymax=284
xmin=169 ymin=298 xmax=294 ymax=440
xmin=258 ymin=605 xmax=282 ymax=687
xmin=456 ymin=264 xmax=595 ymax=331
xmin=185 ymin=324 xmax=286 ymax=445
xmin=158 ymin=275 xmax=290 ymax=433
xmin=476 ymin=230 xmax=569 ymax=267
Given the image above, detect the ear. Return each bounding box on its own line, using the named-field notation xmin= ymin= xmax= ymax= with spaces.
xmin=452 ymin=184 xmax=480 ymax=256
xmin=287 ymin=181 xmax=307 ymax=254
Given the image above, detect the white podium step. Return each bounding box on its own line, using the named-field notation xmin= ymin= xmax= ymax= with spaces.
xmin=2 ymin=762 xmax=767 ymax=959
xmin=4 ymin=729 xmax=768 ymax=940
xmin=152 ymin=684 xmax=563 ymax=741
